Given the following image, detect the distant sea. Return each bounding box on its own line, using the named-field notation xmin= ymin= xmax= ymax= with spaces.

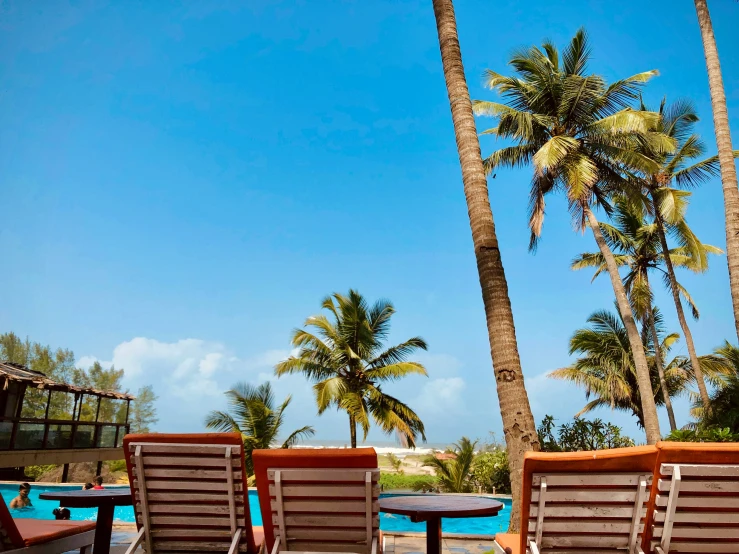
xmin=294 ymin=439 xmax=453 ymax=456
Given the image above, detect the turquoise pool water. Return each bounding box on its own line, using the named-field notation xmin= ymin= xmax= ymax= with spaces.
xmin=1 ymin=484 xmax=511 ymax=535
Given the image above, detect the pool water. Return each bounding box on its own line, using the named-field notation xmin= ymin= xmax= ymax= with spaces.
xmin=1 ymin=484 xmax=511 ymax=535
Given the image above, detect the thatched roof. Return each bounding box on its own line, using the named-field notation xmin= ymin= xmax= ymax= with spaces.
xmin=0 ymin=361 xmax=135 ymax=400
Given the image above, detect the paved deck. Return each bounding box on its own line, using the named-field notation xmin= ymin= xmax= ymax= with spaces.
xmin=106 ymin=529 xmax=502 ymax=554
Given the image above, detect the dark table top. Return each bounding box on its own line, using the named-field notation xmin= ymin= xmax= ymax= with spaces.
xmin=39 ymin=489 xmax=133 ymax=508
xmin=379 ymin=495 xmax=503 ymax=520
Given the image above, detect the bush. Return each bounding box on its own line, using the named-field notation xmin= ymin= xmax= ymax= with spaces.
xmin=25 ymin=465 xmax=58 ymax=481
xmin=105 ymin=459 xmax=127 ymax=473
xmin=380 ymin=472 xmax=436 ymax=491
xmin=472 ymin=450 xmax=511 ymax=494
xmin=665 ymin=427 xmax=739 ymax=442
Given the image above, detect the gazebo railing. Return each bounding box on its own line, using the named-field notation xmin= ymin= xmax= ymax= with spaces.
xmin=0 ymin=417 xmax=129 ymax=451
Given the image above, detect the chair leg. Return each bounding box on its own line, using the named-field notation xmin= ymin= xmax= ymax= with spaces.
xmin=81 ymin=546 xmax=92 ymax=554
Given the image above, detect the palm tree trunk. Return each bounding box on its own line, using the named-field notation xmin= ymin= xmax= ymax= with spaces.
xmin=349 ymin=415 xmax=357 ymax=448
xmin=693 ymin=0 xmax=739 ymax=341
xmin=645 ymin=298 xmax=677 ymax=431
xmin=584 ymin=206 xmax=661 ymax=443
xmin=652 ymin=198 xmax=712 ymax=409
xmin=431 ymin=0 xmax=539 ymax=532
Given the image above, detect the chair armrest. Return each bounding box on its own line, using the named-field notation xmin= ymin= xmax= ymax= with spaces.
xmin=529 ymin=541 xmax=540 ymax=554
xmin=227 ymin=528 xmax=243 ymax=554
xmin=124 ymin=528 xmax=145 ymax=554
xmin=271 ymin=535 xmax=281 ymax=554
xmin=371 ymin=536 xmax=378 ymax=554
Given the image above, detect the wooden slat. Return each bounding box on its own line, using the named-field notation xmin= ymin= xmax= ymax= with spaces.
xmin=274 ymin=515 xmax=380 ymax=528
xmin=152 ymin=541 xmax=236 ymax=551
xmin=135 ymin=468 xmax=243 ymax=480
xmin=133 ymin=479 xmax=241 ymax=492
xmin=532 ymin=473 xmax=650 ymax=487
xmin=147 ymin=492 xmax=233 ymax=502
xmin=226 ymin=446 xmax=237 ymax=536
xmin=658 ymin=479 xmax=739 ymax=493
xmin=541 ymin=536 xmax=629 ymax=548
xmin=286 ymin=529 xmax=368 ymax=541
xmin=655 ymin=495 xmax=739 ymax=508
xmin=529 ymin=505 xmax=644 ymax=519
xmin=268 ymin=469 xmax=379 ymax=482
xmin=269 ymin=485 xmax=378 ymax=498
xmin=653 ymin=511 xmax=739 ymax=524
xmin=279 ymin=500 xmax=379 ymax=513
xmin=651 ymin=541 xmax=739 ymax=553
xmin=530 ymin=489 xmax=636 ymax=503
xmin=133 ymin=456 xmax=241 ymax=467
xmin=148 ymin=516 xmax=236 ymax=527
xmin=152 ymin=529 xmax=234 ymax=538
xmin=286 ymin=541 xmax=370 ymax=553
xmin=662 ymin=464 xmax=739 ymax=477
xmin=527 ymin=520 xmax=640 ymax=534
xmin=138 ymin=505 xmax=245 ymax=515
xmin=628 ymin=475 xmax=648 ymax=551
xmin=132 ymin=443 xmax=240 ymax=454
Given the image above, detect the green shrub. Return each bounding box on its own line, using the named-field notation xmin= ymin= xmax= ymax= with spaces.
xmin=472 ymin=450 xmax=511 ymax=494
xmin=380 ymin=472 xmax=435 ymax=491
xmin=105 ymin=459 xmax=127 ymax=473
xmin=665 ymin=427 xmax=739 ymax=442
xmin=25 ymin=465 xmax=57 ymax=481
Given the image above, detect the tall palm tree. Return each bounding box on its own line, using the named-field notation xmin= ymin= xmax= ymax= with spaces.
xmin=692 ymin=0 xmax=739 ymax=341
xmin=431 ymin=0 xmax=539 ymax=530
xmin=572 ymin=196 xmax=722 ymax=430
xmin=550 ymin=309 xmax=696 ymax=428
xmin=275 ymin=290 xmax=427 ymax=448
xmin=635 ymin=98 xmax=736 ymax=410
xmin=420 ymin=437 xmax=478 ymax=493
xmin=473 ymin=30 xmax=671 ymax=443
xmin=204 ymin=381 xmax=315 ymax=475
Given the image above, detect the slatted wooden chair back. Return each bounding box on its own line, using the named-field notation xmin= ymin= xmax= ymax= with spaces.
xmin=267 ymin=467 xmax=380 ymax=554
xmin=650 ymin=462 xmax=739 ymax=553
xmin=127 ymin=440 xmax=250 ymax=554
xmin=525 ymin=471 xmax=653 ymax=554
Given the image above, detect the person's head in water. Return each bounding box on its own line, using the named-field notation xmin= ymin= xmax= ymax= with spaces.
xmin=83 ymin=483 xmax=94 ymax=490
xmin=93 ymin=476 xmax=104 ymax=489
xmin=10 ymin=483 xmax=32 ymax=508
xmin=53 ymin=507 xmax=70 ymax=520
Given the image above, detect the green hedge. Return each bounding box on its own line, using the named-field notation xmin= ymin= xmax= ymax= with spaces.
xmin=380 ymin=472 xmax=436 ymax=491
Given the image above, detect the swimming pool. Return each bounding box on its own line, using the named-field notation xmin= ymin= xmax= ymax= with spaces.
xmin=1 ymin=484 xmax=511 ymax=535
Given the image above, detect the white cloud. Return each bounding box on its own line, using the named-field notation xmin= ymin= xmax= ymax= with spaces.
xmin=413 ymin=377 xmax=466 ymax=415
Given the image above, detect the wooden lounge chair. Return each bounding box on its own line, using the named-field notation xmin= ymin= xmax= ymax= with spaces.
xmin=253 ymin=448 xmax=380 ymax=554
xmin=495 ymin=445 xmax=658 ymax=554
xmin=123 ymin=433 xmax=264 ymax=554
xmin=646 ymin=441 xmax=739 ymax=554
xmin=0 ymin=496 xmax=95 ymax=554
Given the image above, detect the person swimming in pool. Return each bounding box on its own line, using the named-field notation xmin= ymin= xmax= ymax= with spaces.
xmin=82 ymin=482 xmax=94 ymax=490
xmin=93 ymin=476 xmax=104 ymax=489
xmin=10 ymin=483 xmax=32 ymax=508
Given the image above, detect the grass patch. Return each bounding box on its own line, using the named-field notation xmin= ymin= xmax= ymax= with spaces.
xmin=380 ymin=472 xmax=436 ymax=491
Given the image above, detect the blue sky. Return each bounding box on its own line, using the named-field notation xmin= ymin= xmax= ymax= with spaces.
xmin=1 ymin=0 xmax=737 ymax=445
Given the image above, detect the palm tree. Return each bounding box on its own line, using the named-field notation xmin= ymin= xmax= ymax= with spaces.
xmin=275 ymin=290 xmax=427 ymax=448
xmin=692 ymin=0 xmax=739 ymax=341
xmin=635 ymin=98 xmax=736 ymax=410
xmin=691 ymin=341 xmax=739 ymax=433
xmin=572 ymin=196 xmax=722 ymax=430
xmin=204 ymin=381 xmax=315 ymax=476
xmin=420 ymin=437 xmax=477 ymax=493
xmin=431 ymin=0 xmax=539 ymax=531
xmin=549 ymin=309 xmax=696 ymax=428
xmin=473 ymin=29 xmax=669 ymax=443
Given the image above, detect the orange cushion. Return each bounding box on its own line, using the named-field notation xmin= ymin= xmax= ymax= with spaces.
xmin=519 ymin=445 xmax=658 ymax=554
xmin=494 ymin=533 xmax=520 ymax=554
xmin=123 ymin=432 xmax=258 ymax=554
xmin=15 ymin=519 xmax=96 ymax=546
xmin=252 ymin=447 xmax=378 ymax=552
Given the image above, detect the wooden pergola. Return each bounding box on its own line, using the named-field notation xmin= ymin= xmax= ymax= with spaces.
xmin=0 ymin=361 xmax=135 ymax=480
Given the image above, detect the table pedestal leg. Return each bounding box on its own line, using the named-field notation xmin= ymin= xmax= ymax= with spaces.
xmin=426 ymin=517 xmax=442 ymax=554
xmin=93 ymin=504 xmax=115 ymax=554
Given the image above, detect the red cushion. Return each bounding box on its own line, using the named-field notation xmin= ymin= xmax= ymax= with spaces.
xmin=252 ymin=447 xmax=378 ymax=552
xmin=15 ymin=519 xmax=96 ymax=546
xmin=123 ymin=432 xmax=259 ymax=554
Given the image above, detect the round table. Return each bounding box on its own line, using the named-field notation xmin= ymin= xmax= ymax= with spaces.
xmin=39 ymin=489 xmax=132 ymax=554
xmin=379 ymin=495 xmax=503 ymax=554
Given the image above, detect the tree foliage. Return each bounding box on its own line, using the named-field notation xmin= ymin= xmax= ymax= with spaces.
xmin=275 ymin=290 xmax=427 ymax=448
xmin=204 ymin=381 xmax=315 ymax=475
xmin=419 ymin=437 xmax=478 ymax=493
xmin=537 ymin=415 xmax=635 ymax=452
